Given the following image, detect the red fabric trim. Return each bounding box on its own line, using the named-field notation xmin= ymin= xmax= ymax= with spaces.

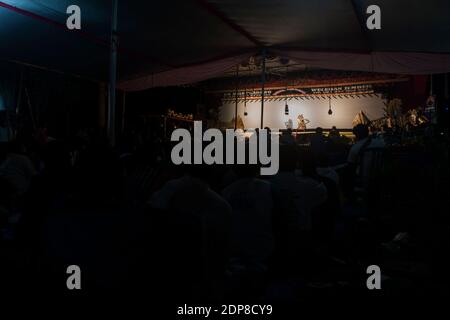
xmin=119 ymin=52 xmax=255 ymax=91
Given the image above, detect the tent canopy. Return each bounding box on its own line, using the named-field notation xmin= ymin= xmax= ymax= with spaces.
xmin=1 ymin=0 xmax=449 ymax=90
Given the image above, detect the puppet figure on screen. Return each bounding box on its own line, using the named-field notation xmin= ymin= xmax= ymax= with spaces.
xmin=285 ymin=118 xmax=293 ymax=130
xmin=297 ymin=114 xmax=310 ymax=131
xmin=230 ymin=114 xmax=245 ymax=130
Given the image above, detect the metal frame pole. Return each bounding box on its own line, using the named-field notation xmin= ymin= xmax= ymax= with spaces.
xmin=260 ymin=48 xmax=266 ymax=129
xmin=121 ymin=91 xmax=126 ymax=134
xmin=234 ymin=65 xmax=239 ymax=130
xmin=108 ymin=0 xmax=119 ymax=146
xmin=13 ymin=66 xmax=25 ymax=139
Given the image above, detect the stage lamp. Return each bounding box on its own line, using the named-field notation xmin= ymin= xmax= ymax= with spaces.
xmin=328 ymin=97 xmax=333 ymax=115
xmin=285 ymin=102 xmax=289 ymax=115
xmin=244 ymin=93 xmax=248 ymax=116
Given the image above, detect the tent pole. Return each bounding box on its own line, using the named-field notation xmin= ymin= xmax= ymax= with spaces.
xmin=260 ymin=48 xmax=266 ymax=129
xmin=108 ymin=0 xmax=119 ymax=146
xmin=13 ymin=66 xmax=25 ymax=139
xmin=445 ymin=73 xmax=449 ymax=99
xmin=164 ymin=116 xmax=167 ymax=139
xmin=15 ymin=66 xmax=24 ymax=114
xmin=99 ymin=83 xmax=107 ymax=129
xmin=121 ymin=91 xmax=127 ymax=134
xmin=234 ymin=65 xmax=239 ymax=130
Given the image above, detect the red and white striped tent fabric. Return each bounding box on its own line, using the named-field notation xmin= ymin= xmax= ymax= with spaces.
xmin=1 ymin=0 xmax=449 ymax=91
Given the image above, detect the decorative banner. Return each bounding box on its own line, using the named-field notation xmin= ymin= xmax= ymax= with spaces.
xmin=222 ymin=83 xmax=377 ymax=102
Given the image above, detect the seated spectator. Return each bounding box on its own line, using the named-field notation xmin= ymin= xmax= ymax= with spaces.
xmin=221 ymin=163 xmax=275 ymax=299
xmin=270 ymin=146 xmax=321 ymax=261
xmin=292 ymin=152 xmax=328 ymax=231
xmin=349 ymin=125 xmax=385 ymax=161
xmin=222 ymin=164 xmax=274 ymax=267
xmin=0 ymin=140 xmax=36 ymax=196
xmin=150 ymin=167 xmax=231 ymax=227
xmin=316 ymin=153 xmax=339 ymax=186
xmin=301 ymin=152 xmax=341 ymax=246
xmin=280 ymin=128 xmax=295 ymax=145
xmin=310 ymin=127 xmax=327 ymax=156
xmin=347 ymin=124 xmax=385 ymax=183
xmin=150 ymin=165 xmax=231 ymax=299
xmin=271 ymin=146 xmax=322 ymax=232
xmin=328 ymin=126 xmax=341 ymax=139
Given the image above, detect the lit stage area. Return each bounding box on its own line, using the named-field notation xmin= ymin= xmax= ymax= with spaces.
xmin=219 ymin=95 xmax=385 ymax=131
xmin=204 ymin=64 xmax=419 ymax=134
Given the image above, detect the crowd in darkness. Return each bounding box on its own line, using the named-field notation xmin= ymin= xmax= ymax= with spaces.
xmin=0 ymin=122 xmax=449 ymax=305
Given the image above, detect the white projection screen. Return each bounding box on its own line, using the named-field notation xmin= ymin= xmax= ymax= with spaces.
xmin=219 ymin=96 xmax=386 ymax=129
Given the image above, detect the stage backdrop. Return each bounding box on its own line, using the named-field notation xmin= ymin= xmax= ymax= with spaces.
xmin=219 ymin=95 xmax=386 ymax=130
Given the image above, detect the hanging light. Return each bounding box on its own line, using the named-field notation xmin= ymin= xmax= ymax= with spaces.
xmin=284 ymin=65 xmax=289 ymax=115
xmin=328 ymin=96 xmax=333 ymax=115
xmin=244 ymin=68 xmax=248 ymax=116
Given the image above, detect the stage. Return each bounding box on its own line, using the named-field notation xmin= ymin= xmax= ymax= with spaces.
xmin=219 ymin=95 xmax=385 ymax=130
